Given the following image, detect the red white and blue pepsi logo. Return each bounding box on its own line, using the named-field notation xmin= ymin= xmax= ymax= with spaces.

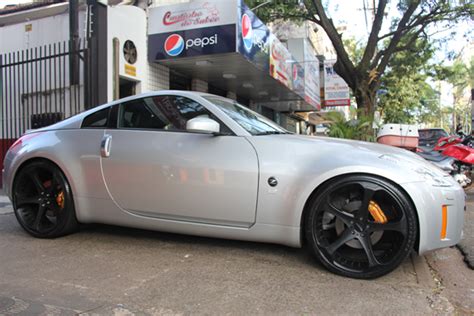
xmin=164 ymin=34 xmax=184 ymax=56
xmin=241 ymin=14 xmax=253 ymax=51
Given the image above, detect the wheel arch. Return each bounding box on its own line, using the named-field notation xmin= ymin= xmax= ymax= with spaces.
xmin=299 ymin=172 xmax=420 ymax=252
xmin=11 ymin=156 xmax=76 ymax=204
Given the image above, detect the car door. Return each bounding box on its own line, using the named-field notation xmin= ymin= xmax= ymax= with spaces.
xmin=101 ymin=95 xmax=259 ymax=227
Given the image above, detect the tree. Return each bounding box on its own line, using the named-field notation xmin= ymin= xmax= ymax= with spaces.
xmin=377 ymin=36 xmax=439 ymax=124
xmin=247 ymin=0 xmax=473 ymax=117
xmin=441 ymin=57 xmax=474 ymax=131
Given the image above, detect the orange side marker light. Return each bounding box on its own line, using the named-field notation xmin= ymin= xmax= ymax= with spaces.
xmin=441 ymin=205 xmax=448 ymax=239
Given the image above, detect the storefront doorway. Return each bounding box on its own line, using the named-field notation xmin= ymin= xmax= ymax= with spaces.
xmin=119 ymin=78 xmax=137 ymax=99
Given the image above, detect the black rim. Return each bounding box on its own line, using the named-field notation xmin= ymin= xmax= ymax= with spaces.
xmin=13 ymin=164 xmax=66 ymax=234
xmin=314 ymin=180 xmax=409 ymax=274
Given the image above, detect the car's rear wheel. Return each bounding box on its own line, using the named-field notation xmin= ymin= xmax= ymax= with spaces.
xmin=305 ymin=175 xmax=417 ymax=279
xmin=12 ymin=160 xmax=78 ymax=238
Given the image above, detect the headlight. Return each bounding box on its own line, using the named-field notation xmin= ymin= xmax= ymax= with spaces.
xmin=379 ymin=154 xmax=452 ymax=187
xmin=414 ymin=167 xmax=453 ymax=187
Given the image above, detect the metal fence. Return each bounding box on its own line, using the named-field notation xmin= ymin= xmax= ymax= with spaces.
xmin=0 ymin=38 xmax=91 ymax=186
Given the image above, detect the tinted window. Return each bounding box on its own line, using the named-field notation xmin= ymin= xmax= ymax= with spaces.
xmin=81 ymin=107 xmax=110 ymax=128
xmin=118 ymin=96 xmax=231 ymax=133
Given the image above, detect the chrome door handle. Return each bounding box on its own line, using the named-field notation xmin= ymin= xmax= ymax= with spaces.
xmin=101 ymin=135 xmax=112 ymax=158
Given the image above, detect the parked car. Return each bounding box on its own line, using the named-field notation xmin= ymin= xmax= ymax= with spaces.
xmin=2 ymin=91 xmax=465 ymax=279
xmin=418 ymin=128 xmax=449 ymax=147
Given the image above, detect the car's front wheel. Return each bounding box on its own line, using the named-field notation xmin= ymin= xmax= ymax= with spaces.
xmin=12 ymin=160 xmax=78 ymax=238
xmin=305 ymin=175 xmax=417 ymax=279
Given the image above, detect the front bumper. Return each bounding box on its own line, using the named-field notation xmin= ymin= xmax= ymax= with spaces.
xmin=402 ymin=181 xmax=465 ymax=254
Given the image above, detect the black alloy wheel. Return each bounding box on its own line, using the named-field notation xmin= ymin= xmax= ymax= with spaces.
xmin=12 ymin=160 xmax=78 ymax=238
xmin=305 ymin=175 xmax=417 ymax=279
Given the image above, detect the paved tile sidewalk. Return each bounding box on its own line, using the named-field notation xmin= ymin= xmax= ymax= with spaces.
xmin=458 ymin=188 xmax=474 ymax=269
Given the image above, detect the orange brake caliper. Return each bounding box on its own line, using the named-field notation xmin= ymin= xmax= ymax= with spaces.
xmin=368 ymin=201 xmax=388 ymax=224
xmin=56 ymin=191 xmax=65 ymax=209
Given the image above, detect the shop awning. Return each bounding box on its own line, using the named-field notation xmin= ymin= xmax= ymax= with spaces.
xmin=159 ymin=53 xmax=312 ymax=111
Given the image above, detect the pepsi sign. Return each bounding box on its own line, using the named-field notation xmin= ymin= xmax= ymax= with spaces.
xmin=237 ymin=2 xmax=270 ymax=72
xmin=164 ymin=33 xmax=218 ymax=57
xmin=149 ymin=24 xmax=235 ymax=61
xmin=241 ymin=14 xmax=253 ymax=51
xmin=164 ymin=34 xmax=185 ymax=56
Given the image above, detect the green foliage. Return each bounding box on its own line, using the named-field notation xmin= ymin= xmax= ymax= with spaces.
xmin=377 ymin=37 xmax=440 ymax=125
xmin=245 ymin=0 xmax=306 ymax=23
xmin=326 ymin=110 xmax=374 ymax=142
xmin=438 ymin=58 xmax=472 ymax=93
xmin=343 ymin=38 xmax=364 ymax=65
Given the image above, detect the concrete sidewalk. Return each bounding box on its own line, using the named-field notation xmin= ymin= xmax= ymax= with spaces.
xmin=457 ymin=188 xmax=474 ymax=269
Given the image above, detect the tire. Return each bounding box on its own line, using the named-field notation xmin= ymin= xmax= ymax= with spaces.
xmin=12 ymin=160 xmax=79 ymax=238
xmin=305 ymin=174 xmax=418 ymax=279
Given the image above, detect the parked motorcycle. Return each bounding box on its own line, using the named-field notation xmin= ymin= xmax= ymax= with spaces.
xmin=417 ymin=134 xmax=474 ymax=188
xmin=376 ymin=124 xmax=473 ymax=188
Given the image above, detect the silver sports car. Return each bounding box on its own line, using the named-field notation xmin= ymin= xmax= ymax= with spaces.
xmin=2 ymin=91 xmax=465 ymax=279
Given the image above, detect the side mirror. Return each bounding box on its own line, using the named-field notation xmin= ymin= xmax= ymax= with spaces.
xmin=186 ymin=116 xmax=220 ymax=134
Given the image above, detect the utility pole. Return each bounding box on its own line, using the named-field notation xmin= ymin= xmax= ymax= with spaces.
xmin=69 ymin=0 xmax=79 ymax=85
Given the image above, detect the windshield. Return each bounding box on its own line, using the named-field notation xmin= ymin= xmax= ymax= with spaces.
xmin=203 ymin=96 xmax=289 ymax=135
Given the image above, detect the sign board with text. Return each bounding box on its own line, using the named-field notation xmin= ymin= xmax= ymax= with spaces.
xmin=324 ymin=60 xmax=350 ymax=106
xmin=304 ymin=43 xmax=321 ymax=109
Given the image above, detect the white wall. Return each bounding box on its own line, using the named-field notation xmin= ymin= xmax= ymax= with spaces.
xmin=146 ymin=62 xmax=169 ymax=91
xmin=0 ymin=12 xmax=86 ymax=54
xmin=107 ymin=5 xmax=148 ymax=101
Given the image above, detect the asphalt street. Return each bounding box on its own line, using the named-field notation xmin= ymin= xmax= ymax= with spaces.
xmin=0 ymin=190 xmax=472 ymax=315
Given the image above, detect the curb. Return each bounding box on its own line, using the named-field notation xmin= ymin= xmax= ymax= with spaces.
xmin=411 ymin=252 xmax=435 ymax=287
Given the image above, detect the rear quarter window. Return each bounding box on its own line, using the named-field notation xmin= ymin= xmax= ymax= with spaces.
xmin=81 ymin=108 xmax=110 ymax=128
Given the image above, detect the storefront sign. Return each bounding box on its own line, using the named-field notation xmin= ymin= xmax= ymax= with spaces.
xmin=292 ymin=62 xmax=305 ymax=98
xmin=237 ymin=1 xmax=270 ymax=72
xmin=149 ymin=25 xmax=236 ymax=60
xmin=148 ymin=0 xmax=238 ymax=34
xmin=269 ymin=35 xmax=292 ymax=90
xmin=324 ymin=60 xmax=350 ymax=106
xmin=304 ymin=44 xmax=321 ymax=109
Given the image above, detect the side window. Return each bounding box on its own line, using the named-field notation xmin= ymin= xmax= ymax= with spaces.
xmin=81 ymin=107 xmax=110 ymax=128
xmin=119 ymin=98 xmax=168 ymax=129
xmin=118 ymin=96 xmax=232 ymax=134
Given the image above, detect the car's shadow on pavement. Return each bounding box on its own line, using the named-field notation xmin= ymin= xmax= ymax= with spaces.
xmin=78 ymin=222 xmax=322 ymax=269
